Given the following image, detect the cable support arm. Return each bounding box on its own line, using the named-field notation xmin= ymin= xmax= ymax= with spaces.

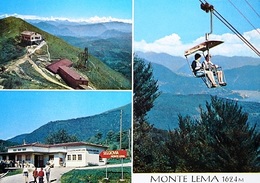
xmin=199 ymin=0 xmax=260 ymax=57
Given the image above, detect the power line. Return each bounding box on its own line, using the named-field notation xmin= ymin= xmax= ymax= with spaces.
xmin=227 ymin=0 xmax=260 ymax=35
xmin=244 ymin=0 xmax=260 ymax=19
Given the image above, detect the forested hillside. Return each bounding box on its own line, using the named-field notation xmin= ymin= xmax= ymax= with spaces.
xmin=8 ymin=104 xmax=131 ymax=144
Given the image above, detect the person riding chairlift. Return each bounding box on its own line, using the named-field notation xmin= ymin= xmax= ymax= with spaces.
xmin=191 ymin=53 xmax=217 ymax=88
xmin=203 ymin=54 xmax=227 ymax=86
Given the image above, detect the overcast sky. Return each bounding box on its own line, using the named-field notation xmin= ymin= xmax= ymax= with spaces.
xmin=134 ymin=0 xmax=260 ymax=58
xmin=0 ymin=91 xmax=132 ymax=140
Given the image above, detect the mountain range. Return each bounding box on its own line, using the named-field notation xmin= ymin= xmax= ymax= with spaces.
xmin=7 ymin=104 xmax=131 ymax=144
xmin=30 ymin=20 xmax=132 ymax=79
xmin=30 ymin=20 xmax=131 ymax=37
xmin=137 ymin=51 xmax=260 ymax=132
xmin=136 ymin=51 xmax=260 ymax=98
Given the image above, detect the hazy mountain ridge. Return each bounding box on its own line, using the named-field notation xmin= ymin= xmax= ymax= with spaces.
xmin=7 ymin=104 xmax=131 ymax=144
xmin=31 ymin=21 xmax=132 ymax=38
xmin=139 ymin=51 xmax=260 ymax=99
xmin=136 ymin=51 xmax=260 ymax=75
xmin=31 ymin=20 xmax=132 ymax=80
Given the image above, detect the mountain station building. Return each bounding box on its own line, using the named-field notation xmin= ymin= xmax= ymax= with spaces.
xmin=20 ymin=31 xmax=43 ymax=45
xmin=0 ymin=142 xmax=108 ymax=168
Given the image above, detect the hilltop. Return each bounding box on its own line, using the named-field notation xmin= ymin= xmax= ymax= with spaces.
xmin=0 ymin=17 xmax=131 ymax=89
xmin=7 ymin=103 xmax=131 ymax=144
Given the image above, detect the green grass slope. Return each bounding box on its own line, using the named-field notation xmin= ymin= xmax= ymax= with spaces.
xmin=0 ymin=16 xmax=81 ymax=62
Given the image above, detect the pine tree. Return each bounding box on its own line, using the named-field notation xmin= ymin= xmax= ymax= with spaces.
xmin=133 ymin=56 xmax=161 ymax=172
xmin=166 ymin=96 xmax=260 ymax=172
xmin=201 ymin=97 xmax=260 ymax=171
xmin=133 ymin=56 xmax=160 ymax=122
xmin=45 ymin=129 xmax=78 ymax=144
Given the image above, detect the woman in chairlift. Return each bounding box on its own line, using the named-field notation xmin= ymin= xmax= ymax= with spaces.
xmin=203 ymin=54 xmax=227 ymax=86
xmin=192 ymin=53 xmax=217 ymax=88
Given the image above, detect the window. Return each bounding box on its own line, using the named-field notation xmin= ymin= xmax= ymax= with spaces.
xmin=67 ymin=155 xmax=71 ymax=161
xmin=17 ymin=155 xmax=22 ymax=161
xmin=25 ymin=155 xmax=30 ymax=161
xmin=78 ymin=154 xmax=82 ymax=161
xmin=72 ymin=155 xmax=76 ymax=160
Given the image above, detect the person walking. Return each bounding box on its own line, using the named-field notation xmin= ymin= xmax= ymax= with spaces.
xmin=45 ymin=163 xmax=51 ymax=183
xmin=33 ymin=167 xmax=38 ymax=183
xmin=38 ymin=168 xmax=44 ymax=183
xmin=23 ymin=165 xmax=29 ymax=183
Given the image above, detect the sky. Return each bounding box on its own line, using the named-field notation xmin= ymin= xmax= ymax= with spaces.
xmin=0 ymin=0 xmax=132 ymax=23
xmin=134 ymin=0 xmax=260 ymax=58
xmin=0 ymin=91 xmax=132 ymax=140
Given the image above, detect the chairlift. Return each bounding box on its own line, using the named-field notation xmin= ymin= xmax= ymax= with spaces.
xmin=184 ymin=1 xmax=227 ymax=88
xmin=184 ymin=40 xmax=226 ymax=88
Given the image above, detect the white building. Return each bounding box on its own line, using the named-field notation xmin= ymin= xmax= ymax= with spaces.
xmin=20 ymin=31 xmax=42 ymax=45
xmin=0 ymin=142 xmax=108 ymax=168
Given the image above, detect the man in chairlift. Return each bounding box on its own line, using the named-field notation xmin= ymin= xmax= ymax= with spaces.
xmin=191 ymin=53 xmax=217 ymax=88
xmin=203 ymin=54 xmax=227 ymax=86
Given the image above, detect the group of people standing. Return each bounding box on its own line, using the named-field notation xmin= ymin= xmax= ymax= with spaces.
xmin=191 ymin=53 xmax=227 ymax=88
xmin=23 ymin=163 xmax=51 ymax=183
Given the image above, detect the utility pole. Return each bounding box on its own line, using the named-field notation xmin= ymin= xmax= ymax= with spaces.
xmin=119 ymin=110 xmax=122 ymax=149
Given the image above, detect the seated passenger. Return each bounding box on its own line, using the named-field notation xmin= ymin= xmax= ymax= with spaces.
xmin=191 ymin=53 xmax=217 ymax=88
xmin=203 ymin=54 xmax=226 ymax=86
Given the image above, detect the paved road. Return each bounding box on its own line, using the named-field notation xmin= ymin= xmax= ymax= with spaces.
xmin=0 ymin=163 xmax=131 ymax=183
xmin=0 ymin=167 xmax=72 ymax=183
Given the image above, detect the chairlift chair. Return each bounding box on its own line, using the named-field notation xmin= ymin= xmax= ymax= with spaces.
xmin=184 ymin=40 xmax=225 ymax=88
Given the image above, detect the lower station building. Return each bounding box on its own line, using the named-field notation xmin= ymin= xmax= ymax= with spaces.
xmin=0 ymin=142 xmax=108 ymax=168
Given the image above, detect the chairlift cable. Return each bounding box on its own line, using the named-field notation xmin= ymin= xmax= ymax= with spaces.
xmin=227 ymin=0 xmax=260 ymax=35
xmin=200 ymin=0 xmax=260 ymax=57
xmin=213 ymin=9 xmax=260 ymax=57
xmin=244 ymin=0 xmax=260 ymax=19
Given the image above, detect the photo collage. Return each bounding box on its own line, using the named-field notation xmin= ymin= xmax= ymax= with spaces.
xmin=0 ymin=0 xmax=259 ymax=182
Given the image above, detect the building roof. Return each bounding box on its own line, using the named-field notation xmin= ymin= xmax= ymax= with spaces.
xmin=59 ymin=66 xmax=88 ymax=81
xmin=46 ymin=58 xmax=73 ymax=74
xmin=21 ymin=31 xmax=36 ymax=36
xmin=8 ymin=141 xmax=108 ymax=149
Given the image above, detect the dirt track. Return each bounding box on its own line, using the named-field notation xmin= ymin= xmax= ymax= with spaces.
xmin=4 ymin=48 xmax=73 ymax=90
